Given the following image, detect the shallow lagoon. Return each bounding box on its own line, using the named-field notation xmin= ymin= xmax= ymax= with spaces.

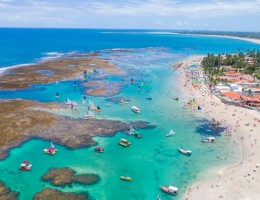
xmin=0 ymin=49 xmax=240 ymax=199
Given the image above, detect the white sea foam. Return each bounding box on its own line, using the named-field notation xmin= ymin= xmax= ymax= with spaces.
xmin=0 ymin=51 xmax=78 ymax=75
xmin=0 ymin=63 xmax=32 ymax=74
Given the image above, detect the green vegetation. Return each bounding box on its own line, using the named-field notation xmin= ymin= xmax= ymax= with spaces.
xmin=201 ymin=50 xmax=260 ymax=81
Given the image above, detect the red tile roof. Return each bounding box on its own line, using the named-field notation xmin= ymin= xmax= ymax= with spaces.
xmin=241 ymin=96 xmax=260 ymax=103
xmin=223 ymin=91 xmax=241 ymax=100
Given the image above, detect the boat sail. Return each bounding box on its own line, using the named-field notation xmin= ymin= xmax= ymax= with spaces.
xmin=82 ymin=99 xmax=86 ymax=105
xmin=84 ymin=110 xmax=94 ymax=119
xmin=130 ymin=126 xmax=135 ymax=132
xmin=88 ymin=100 xmax=96 ymax=110
xmin=65 ymin=98 xmax=72 ymax=105
xmin=166 ymin=129 xmax=175 ymax=137
xmin=126 ymin=125 xmax=135 ymax=135
xmin=50 ymin=142 xmax=55 ymax=149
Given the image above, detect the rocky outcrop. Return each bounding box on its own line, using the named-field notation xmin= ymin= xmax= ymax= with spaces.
xmin=41 ymin=168 xmax=99 ymax=187
xmin=0 ymin=181 xmax=19 ymax=200
xmin=33 ymin=188 xmax=87 ymax=200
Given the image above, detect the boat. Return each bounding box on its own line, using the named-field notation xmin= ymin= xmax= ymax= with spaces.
xmin=43 ymin=142 xmax=58 ymax=155
xmin=178 ymin=148 xmax=192 ymax=156
xmin=201 ymin=136 xmax=215 ymax=143
xmin=82 ymin=99 xmax=86 ymax=105
xmin=120 ymin=99 xmax=129 ymax=105
xmin=94 ymin=105 xmax=102 ymax=112
xmin=126 ymin=125 xmax=135 ymax=135
xmin=71 ymin=101 xmax=78 ymax=110
xmin=19 ymin=161 xmax=32 ymax=171
xmin=83 ymin=110 xmax=94 ymax=119
xmin=65 ymin=98 xmax=72 ymax=105
xmin=43 ymin=147 xmax=56 ymax=155
xmin=88 ymin=100 xmax=101 ymax=112
xmin=95 ymin=146 xmax=104 ymax=153
xmin=134 ymin=133 xmax=142 ymax=138
xmin=120 ymin=176 xmax=132 ymax=181
xmin=55 ymin=92 xmax=60 ymax=98
xmin=166 ymin=129 xmax=175 ymax=137
xmin=131 ymin=106 xmax=140 ymax=114
xmin=160 ymin=185 xmax=178 ymax=195
xmin=118 ymin=138 xmax=131 ymax=147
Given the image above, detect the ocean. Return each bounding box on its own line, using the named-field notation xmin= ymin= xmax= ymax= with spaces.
xmin=0 ymin=28 xmax=259 ymax=200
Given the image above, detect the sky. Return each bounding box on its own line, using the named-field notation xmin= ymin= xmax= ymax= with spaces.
xmin=0 ymin=0 xmax=260 ymax=31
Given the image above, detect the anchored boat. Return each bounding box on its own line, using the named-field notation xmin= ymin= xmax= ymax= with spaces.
xmin=131 ymin=106 xmax=140 ymax=114
xmin=166 ymin=129 xmax=175 ymax=137
xmin=118 ymin=138 xmax=131 ymax=147
xmin=201 ymin=136 xmax=215 ymax=143
xmin=160 ymin=185 xmax=178 ymax=195
xmin=43 ymin=142 xmax=58 ymax=155
xmin=120 ymin=176 xmax=132 ymax=181
xmin=19 ymin=161 xmax=32 ymax=171
xmin=178 ymin=148 xmax=192 ymax=156
xmin=95 ymin=146 xmax=104 ymax=153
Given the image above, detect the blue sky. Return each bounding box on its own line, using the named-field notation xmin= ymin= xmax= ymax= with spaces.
xmin=0 ymin=0 xmax=260 ymax=31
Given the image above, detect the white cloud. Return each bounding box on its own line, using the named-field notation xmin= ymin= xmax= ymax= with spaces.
xmin=0 ymin=0 xmax=259 ymax=29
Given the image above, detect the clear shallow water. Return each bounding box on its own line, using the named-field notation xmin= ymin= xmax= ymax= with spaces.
xmin=0 ymin=29 xmax=258 ymax=200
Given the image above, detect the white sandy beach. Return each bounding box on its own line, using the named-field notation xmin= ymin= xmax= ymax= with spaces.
xmin=171 ymin=32 xmax=260 ymax=45
xmin=177 ymin=56 xmax=260 ymax=200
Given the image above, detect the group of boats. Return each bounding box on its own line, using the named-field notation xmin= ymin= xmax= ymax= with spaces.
xmin=20 ymin=142 xmax=57 ymax=171
xmin=125 ymin=126 xmax=142 ymax=138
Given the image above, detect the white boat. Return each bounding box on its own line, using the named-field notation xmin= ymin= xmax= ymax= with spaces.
xmin=65 ymin=98 xmax=72 ymax=105
xmin=88 ymin=100 xmax=98 ymax=110
xmin=126 ymin=126 xmax=135 ymax=135
xmin=119 ymin=138 xmax=131 ymax=147
xmin=160 ymin=185 xmax=178 ymax=195
xmin=178 ymin=148 xmax=192 ymax=156
xmin=43 ymin=142 xmax=57 ymax=155
xmin=131 ymin=106 xmax=140 ymax=114
xmin=166 ymin=129 xmax=175 ymax=137
xmin=201 ymin=136 xmax=215 ymax=143
xmin=82 ymin=99 xmax=86 ymax=105
xmin=83 ymin=110 xmax=94 ymax=119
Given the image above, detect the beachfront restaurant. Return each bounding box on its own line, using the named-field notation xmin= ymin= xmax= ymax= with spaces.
xmin=241 ymin=95 xmax=260 ymax=107
xmin=220 ymin=91 xmax=243 ymax=103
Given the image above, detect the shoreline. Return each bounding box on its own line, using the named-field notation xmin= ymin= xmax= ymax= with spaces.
xmin=176 ymin=56 xmax=260 ymax=200
xmin=172 ymin=32 xmax=260 ymax=45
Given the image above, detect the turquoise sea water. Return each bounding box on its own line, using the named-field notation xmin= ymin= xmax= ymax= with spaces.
xmin=0 ymin=29 xmax=259 ymax=200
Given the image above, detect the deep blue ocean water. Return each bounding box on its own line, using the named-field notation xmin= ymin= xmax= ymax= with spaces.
xmin=0 ymin=29 xmax=259 ymax=200
xmin=0 ymin=28 xmax=259 ymax=68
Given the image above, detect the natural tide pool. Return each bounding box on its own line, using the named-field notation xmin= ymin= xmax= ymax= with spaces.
xmin=0 ymin=48 xmax=240 ymax=200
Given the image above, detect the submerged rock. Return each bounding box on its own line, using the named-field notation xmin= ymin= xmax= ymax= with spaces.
xmin=0 ymin=181 xmax=19 ymax=200
xmin=33 ymin=188 xmax=87 ymax=200
xmin=42 ymin=167 xmax=99 ymax=187
xmin=106 ymin=97 xmax=133 ymax=104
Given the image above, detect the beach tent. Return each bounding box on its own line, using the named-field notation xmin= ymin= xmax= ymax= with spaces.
xmin=198 ymin=105 xmax=202 ymax=110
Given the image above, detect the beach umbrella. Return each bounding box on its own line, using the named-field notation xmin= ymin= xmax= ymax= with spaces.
xmin=198 ymin=105 xmax=202 ymax=110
